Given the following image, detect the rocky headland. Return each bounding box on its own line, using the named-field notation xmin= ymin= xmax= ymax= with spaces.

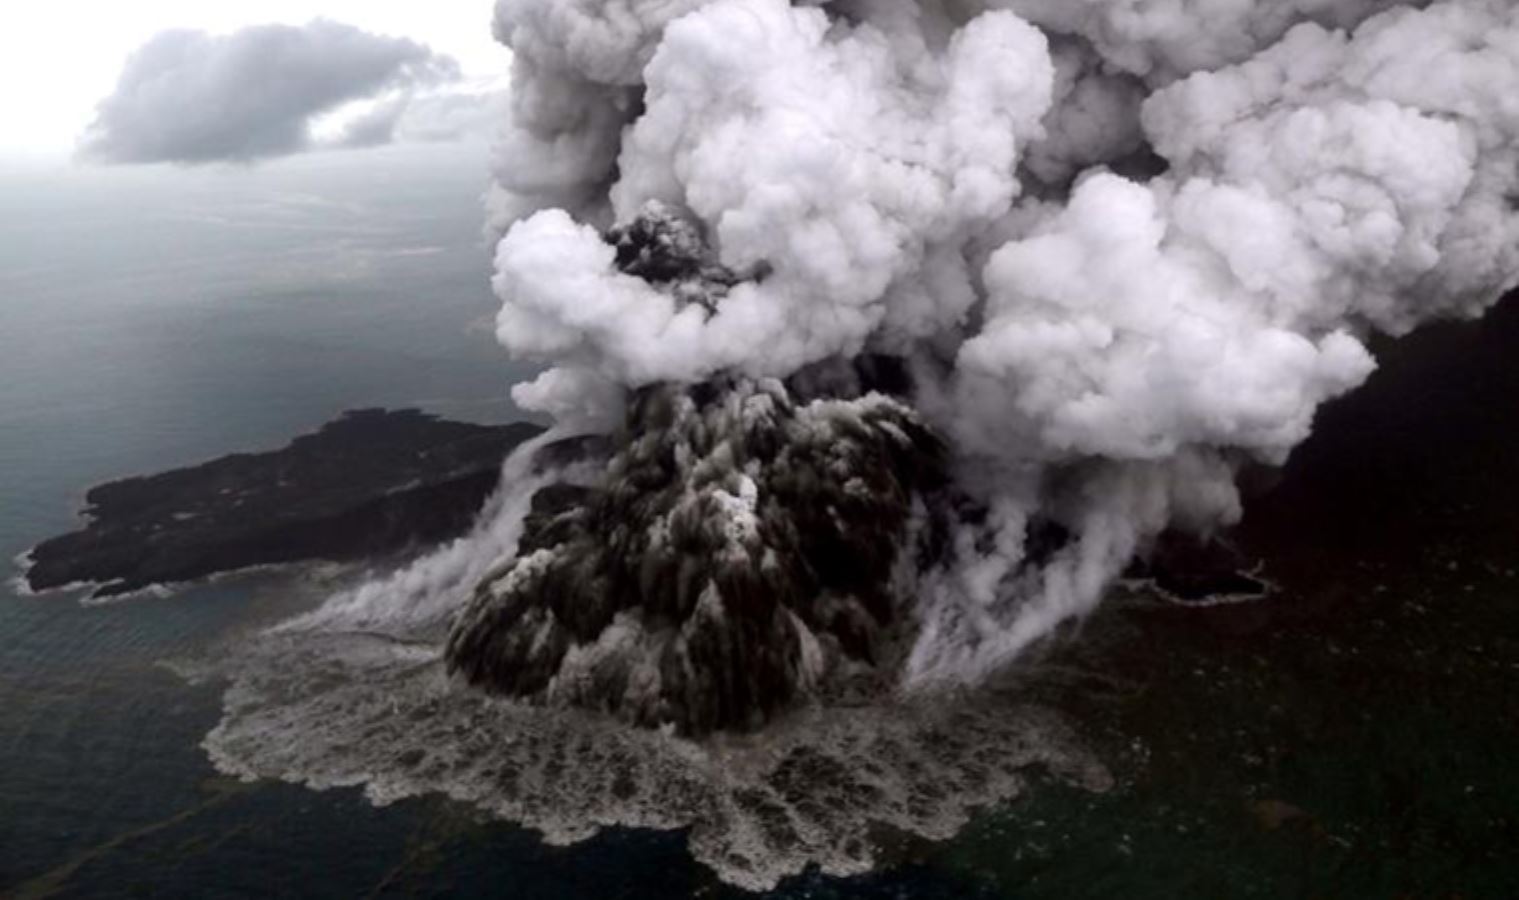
xmin=22 ymin=409 xmax=543 ymax=599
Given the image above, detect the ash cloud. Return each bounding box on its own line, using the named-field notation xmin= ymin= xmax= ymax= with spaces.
xmin=80 ymin=20 xmax=464 ymax=164
xmin=473 ymin=0 xmax=1519 ymax=700
xmin=216 ymin=0 xmax=1519 ymax=739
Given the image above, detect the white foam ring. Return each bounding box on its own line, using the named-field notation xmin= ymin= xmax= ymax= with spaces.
xmin=204 ymin=635 xmax=1108 ymax=890
xmin=196 ymin=441 xmax=1110 ymax=891
xmin=7 ymin=550 xmax=38 ymax=598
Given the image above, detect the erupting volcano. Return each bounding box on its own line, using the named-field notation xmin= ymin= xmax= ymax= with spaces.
xmin=446 ymin=0 xmax=1519 ymax=725
xmin=447 ymin=210 xmax=952 ymax=733
xmin=199 ymin=0 xmax=1519 ymax=888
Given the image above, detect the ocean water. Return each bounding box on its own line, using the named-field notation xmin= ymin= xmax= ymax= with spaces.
xmin=0 ymin=148 xmax=601 ymax=897
xmin=0 ymin=149 xmax=1024 ymax=898
xmin=3 ymin=147 xmax=1516 ymax=899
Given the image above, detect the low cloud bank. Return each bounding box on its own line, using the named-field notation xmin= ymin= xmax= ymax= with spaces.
xmin=80 ymin=20 xmax=480 ymax=164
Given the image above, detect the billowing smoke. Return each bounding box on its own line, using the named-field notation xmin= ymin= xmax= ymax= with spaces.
xmin=458 ymin=0 xmax=1519 ymax=725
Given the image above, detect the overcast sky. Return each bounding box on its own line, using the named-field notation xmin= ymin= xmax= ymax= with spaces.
xmin=0 ymin=1 xmax=508 ymax=161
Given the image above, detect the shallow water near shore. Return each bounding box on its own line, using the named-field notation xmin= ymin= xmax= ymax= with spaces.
xmin=2 ymin=157 xmax=1516 ymax=898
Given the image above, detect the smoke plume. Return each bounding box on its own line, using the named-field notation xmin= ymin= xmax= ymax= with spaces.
xmin=465 ymin=0 xmax=1519 ymax=710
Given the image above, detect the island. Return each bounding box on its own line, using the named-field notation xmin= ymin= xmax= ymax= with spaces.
xmin=22 ymin=408 xmax=544 ymax=599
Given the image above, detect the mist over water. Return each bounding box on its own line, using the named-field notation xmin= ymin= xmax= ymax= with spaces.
xmin=0 ymin=149 xmax=537 ymax=482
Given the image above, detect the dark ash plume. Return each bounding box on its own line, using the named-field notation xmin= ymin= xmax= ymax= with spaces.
xmin=446 ymin=370 xmax=945 ymax=734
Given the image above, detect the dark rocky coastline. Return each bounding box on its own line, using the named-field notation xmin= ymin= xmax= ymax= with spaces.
xmin=22 ymin=409 xmax=543 ymax=599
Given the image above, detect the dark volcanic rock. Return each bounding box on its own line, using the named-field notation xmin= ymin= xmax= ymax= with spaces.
xmin=605 ymin=201 xmax=742 ymax=299
xmin=24 ymin=409 xmax=543 ymax=598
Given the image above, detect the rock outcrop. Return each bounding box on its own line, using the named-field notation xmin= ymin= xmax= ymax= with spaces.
xmin=24 ymin=409 xmax=543 ymax=598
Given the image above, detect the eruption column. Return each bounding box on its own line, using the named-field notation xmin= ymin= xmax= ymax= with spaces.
xmin=465 ymin=0 xmax=1519 ymax=721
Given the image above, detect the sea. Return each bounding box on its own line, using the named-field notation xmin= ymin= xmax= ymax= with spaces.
xmin=1 ymin=146 xmax=1514 ymax=899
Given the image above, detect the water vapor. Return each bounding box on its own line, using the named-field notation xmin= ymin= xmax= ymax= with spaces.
xmin=481 ymin=0 xmax=1519 ymax=689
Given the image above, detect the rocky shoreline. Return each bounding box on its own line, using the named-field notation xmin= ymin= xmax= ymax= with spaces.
xmin=21 ymin=409 xmax=543 ymax=599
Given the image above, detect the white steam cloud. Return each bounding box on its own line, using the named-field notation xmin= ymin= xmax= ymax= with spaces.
xmin=480 ymin=0 xmax=1519 ymax=687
